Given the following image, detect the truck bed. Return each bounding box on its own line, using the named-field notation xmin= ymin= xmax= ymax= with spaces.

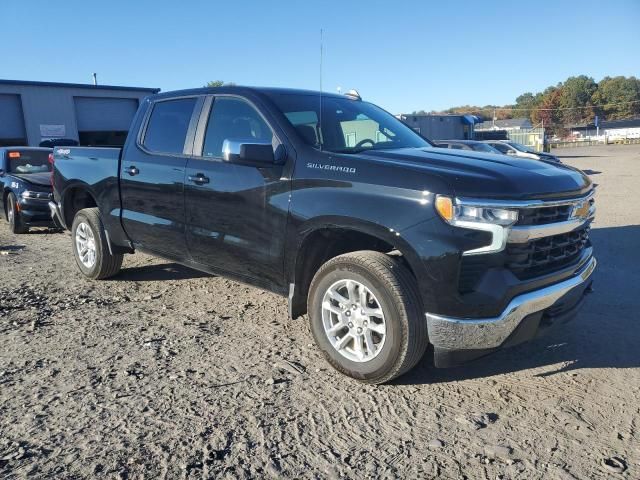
xmin=52 ymin=146 xmax=127 ymax=245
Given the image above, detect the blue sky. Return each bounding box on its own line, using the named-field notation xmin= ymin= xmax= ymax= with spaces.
xmin=2 ymin=0 xmax=639 ymax=113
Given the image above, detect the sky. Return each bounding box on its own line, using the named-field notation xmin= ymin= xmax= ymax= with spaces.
xmin=2 ymin=0 xmax=639 ymax=114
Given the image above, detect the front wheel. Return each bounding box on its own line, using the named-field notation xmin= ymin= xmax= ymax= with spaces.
xmin=71 ymin=208 xmax=123 ymax=279
xmin=7 ymin=193 xmax=28 ymax=234
xmin=308 ymin=251 xmax=427 ymax=384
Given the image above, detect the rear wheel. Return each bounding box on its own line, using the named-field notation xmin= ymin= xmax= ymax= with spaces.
xmin=308 ymin=251 xmax=427 ymax=384
xmin=71 ymin=208 xmax=123 ymax=279
xmin=7 ymin=193 xmax=28 ymax=234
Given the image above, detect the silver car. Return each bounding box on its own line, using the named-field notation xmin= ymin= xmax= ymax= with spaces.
xmin=484 ymin=140 xmax=561 ymax=163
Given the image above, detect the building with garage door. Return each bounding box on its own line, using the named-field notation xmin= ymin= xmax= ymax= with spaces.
xmin=399 ymin=113 xmax=481 ymax=141
xmin=0 ymin=79 xmax=159 ymax=147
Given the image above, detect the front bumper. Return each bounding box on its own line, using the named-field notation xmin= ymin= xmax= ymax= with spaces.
xmin=17 ymin=197 xmax=57 ymax=227
xmin=426 ymin=255 xmax=596 ymax=367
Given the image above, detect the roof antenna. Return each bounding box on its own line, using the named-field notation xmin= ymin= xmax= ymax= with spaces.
xmin=319 ymin=28 xmax=323 ymax=151
xmin=92 ymin=73 xmax=98 ymax=86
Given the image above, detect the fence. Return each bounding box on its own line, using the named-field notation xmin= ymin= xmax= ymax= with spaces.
xmin=474 ymin=127 xmax=546 ymax=152
xmin=506 ymin=128 xmax=545 ymax=152
xmin=551 ymin=138 xmax=640 ymax=149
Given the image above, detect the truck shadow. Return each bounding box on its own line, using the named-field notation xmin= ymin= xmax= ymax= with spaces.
xmin=0 ymin=244 xmax=26 ymax=252
xmin=22 ymin=228 xmax=64 ymax=234
xmin=398 ymin=224 xmax=640 ymax=385
xmin=112 ymin=262 xmax=212 ymax=282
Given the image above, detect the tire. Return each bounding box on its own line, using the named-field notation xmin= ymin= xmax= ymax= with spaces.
xmin=7 ymin=193 xmax=28 ymax=234
xmin=71 ymin=207 xmax=123 ymax=279
xmin=308 ymin=251 xmax=427 ymax=384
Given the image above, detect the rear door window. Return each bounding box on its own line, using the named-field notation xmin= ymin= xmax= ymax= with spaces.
xmin=143 ymin=98 xmax=197 ymax=154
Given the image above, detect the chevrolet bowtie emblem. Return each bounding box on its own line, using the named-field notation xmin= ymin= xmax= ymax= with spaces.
xmin=572 ymin=201 xmax=591 ymax=220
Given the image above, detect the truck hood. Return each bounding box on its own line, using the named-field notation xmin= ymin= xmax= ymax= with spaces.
xmin=358 ymin=147 xmax=590 ymax=199
xmin=12 ymin=172 xmax=53 ymax=188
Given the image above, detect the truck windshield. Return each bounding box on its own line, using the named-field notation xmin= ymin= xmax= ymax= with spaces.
xmin=8 ymin=150 xmax=51 ymax=174
xmin=267 ymin=93 xmax=432 ymax=153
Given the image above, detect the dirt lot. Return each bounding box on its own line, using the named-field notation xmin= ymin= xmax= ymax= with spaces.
xmin=1 ymin=144 xmax=639 ymax=479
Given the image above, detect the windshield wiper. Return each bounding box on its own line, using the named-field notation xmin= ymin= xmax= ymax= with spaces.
xmin=324 ymin=147 xmax=372 ymax=154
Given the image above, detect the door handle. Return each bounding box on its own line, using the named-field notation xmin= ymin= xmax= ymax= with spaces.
xmin=125 ymin=166 xmax=139 ymax=176
xmin=188 ymin=173 xmax=210 ymax=185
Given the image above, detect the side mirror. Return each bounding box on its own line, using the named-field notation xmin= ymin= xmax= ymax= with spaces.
xmin=222 ymin=139 xmax=275 ymax=166
xmin=506 ymin=150 xmax=516 ymax=156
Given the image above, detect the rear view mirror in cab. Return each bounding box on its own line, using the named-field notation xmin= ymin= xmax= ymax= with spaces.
xmin=222 ymin=139 xmax=274 ymax=166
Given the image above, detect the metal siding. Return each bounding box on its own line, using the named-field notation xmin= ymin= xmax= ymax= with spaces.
xmin=0 ymin=94 xmax=26 ymax=138
xmin=0 ymin=83 xmax=153 ymax=145
xmin=402 ymin=115 xmax=466 ymax=141
xmin=74 ymin=97 xmax=138 ymax=131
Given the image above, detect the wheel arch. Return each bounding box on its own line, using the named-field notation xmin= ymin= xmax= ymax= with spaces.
xmin=287 ymin=217 xmax=426 ymax=319
xmin=60 ymin=182 xmax=99 ymax=229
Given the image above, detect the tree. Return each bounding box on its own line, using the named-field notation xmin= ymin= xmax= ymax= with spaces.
xmin=204 ymin=80 xmax=236 ymax=87
xmin=515 ymin=92 xmax=541 ymax=122
xmin=408 ymin=75 xmax=640 ymax=129
xmin=531 ymin=86 xmax=565 ymax=135
xmin=558 ymin=75 xmax=597 ymax=125
xmin=592 ymin=76 xmax=640 ymax=120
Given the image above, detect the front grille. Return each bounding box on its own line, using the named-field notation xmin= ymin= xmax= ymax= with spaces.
xmin=457 ymin=192 xmax=594 ymax=293
xmin=516 ymin=205 xmax=573 ymax=226
xmin=28 ymin=192 xmax=52 ymax=200
xmin=516 ymin=195 xmax=595 ymax=226
xmin=506 ymin=226 xmax=590 ymax=279
xmin=458 ymin=225 xmax=591 ymax=292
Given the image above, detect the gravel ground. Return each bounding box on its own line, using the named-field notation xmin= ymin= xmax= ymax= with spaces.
xmin=1 ymin=144 xmax=639 ymax=479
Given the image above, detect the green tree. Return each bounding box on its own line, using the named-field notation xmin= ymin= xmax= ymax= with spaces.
xmin=558 ymin=75 xmax=597 ymax=125
xmin=592 ymin=76 xmax=640 ymax=120
xmin=515 ymin=92 xmax=542 ymax=123
xmin=204 ymin=80 xmax=236 ymax=87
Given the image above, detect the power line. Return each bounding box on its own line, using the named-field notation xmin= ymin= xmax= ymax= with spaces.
xmin=442 ymin=99 xmax=640 ymax=114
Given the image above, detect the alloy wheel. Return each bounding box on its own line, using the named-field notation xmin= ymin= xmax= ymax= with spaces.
xmin=75 ymin=222 xmax=97 ymax=268
xmin=321 ymin=279 xmax=387 ymax=363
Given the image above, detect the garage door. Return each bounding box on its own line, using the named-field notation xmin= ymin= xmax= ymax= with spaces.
xmin=74 ymin=97 xmax=138 ymax=131
xmin=0 ymin=94 xmax=27 ymax=146
xmin=74 ymin=97 xmax=139 ymax=146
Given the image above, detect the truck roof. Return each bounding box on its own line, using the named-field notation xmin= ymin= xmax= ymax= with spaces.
xmin=151 ymin=86 xmax=346 ymax=101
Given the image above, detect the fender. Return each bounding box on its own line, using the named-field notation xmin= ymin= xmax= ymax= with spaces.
xmin=288 ymin=215 xmax=429 ymax=284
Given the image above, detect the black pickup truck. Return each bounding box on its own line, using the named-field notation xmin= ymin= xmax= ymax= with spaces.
xmin=50 ymin=87 xmax=596 ymax=383
xmin=1 ymin=147 xmax=57 ymax=233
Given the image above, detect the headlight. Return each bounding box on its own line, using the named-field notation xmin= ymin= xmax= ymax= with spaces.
xmin=435 ymin=195 xmax=518 ymax=256
xmin=20 ymin=190 xmax=48 ymax=199
xmin=435 ymin=195 xmax=518 ymax=226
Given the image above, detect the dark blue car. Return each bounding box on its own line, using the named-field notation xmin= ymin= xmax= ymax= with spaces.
xmin=1 ymin=147 xmax=58 ymax=233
